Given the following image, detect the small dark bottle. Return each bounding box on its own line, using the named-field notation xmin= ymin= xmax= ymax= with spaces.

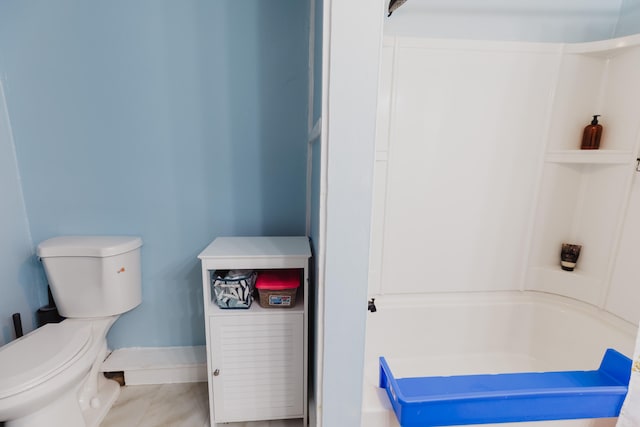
xmin=581 ymin=115 xmax=603 ymax=150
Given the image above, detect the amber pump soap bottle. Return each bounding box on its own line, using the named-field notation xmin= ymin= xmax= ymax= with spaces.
xmin=581 ymin=115 xmax=602 ymax=150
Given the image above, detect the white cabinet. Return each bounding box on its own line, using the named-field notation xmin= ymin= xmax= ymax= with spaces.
xmin=209 ymin=313 xmax=304 ymax=422
xmin=198 ymin=236 xmax=311 ymax=426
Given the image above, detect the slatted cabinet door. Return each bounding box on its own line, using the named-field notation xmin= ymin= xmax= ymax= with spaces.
xmin=209 ymin=312 xmax=304 ymax=423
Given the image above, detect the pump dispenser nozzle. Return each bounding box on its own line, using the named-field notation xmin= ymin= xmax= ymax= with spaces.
xmin=591 ymin=115 xmax=600 ymax=125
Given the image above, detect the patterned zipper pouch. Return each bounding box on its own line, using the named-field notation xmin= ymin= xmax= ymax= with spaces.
xmin=211 ymin=270 xmax=257 ymax=309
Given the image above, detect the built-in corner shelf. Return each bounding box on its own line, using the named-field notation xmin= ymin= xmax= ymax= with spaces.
xmin=545 ymin=150 xmax=633 ymax=165
xmin=527 ymin=266 xmax=602 ymax=306
xmin=525 ymin=33 xmax=640 ymax=308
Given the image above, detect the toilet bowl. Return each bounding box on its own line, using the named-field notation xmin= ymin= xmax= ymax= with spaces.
xmin=0 ymin=236 xmax=142 ymax=427
xmin=0 ymin=318 xmax=119 ymax=427
xmin=0 ymin=316 xmax=120 ymax=427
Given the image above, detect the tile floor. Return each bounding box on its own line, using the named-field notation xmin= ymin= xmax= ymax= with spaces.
xmin=100 ymin=382 xmax=303 ymax=427
xmin=100 ymin=382 xmax=209 ymax=427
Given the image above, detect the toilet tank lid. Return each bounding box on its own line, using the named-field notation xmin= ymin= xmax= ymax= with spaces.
xmin=37 ymin=236 xmax=143 ymax=258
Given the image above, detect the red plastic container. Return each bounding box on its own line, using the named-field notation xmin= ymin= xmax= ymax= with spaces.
xmin=255 ymin=270 xmax=300 ymax=308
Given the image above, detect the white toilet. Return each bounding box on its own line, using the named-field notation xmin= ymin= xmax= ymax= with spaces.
xmin=0 ymin=236 xmax=143 ymax=427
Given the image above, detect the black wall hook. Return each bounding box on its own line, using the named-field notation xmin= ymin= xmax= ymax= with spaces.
xmin=12 ymin=313 xmax=23 ymax=339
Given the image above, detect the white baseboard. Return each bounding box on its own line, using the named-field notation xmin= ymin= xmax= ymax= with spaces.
xmin=101 ymin=346 xmax=207 ymax=386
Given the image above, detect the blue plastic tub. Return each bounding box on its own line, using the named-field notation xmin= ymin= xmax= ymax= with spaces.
xmin=379 ymin=348 xmax=631 ymax=426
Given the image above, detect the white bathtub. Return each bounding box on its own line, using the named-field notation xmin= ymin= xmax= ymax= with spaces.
xmin=361 ymin=291 xmax=637 ymax=427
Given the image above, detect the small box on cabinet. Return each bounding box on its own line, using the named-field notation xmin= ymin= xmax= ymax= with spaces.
xmin=256 ymin=269 xmax=300 ymax=308
xmin=210 ymin=270 xmax=256 ymax=309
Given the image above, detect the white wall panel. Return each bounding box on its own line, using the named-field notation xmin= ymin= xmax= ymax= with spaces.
xmin=607 ymin=172 xmax=640 ymax=324
xmin=368 ymin=40 xmax=395 ymax=296
xmin=379 ymin=40 xmax=559 ymax=294
xmin=322 ymin=0 xmax=384 ymax=424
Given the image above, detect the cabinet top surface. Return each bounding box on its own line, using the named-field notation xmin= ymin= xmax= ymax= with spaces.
xmin=198 ymin=236 xmax=311 ymax=260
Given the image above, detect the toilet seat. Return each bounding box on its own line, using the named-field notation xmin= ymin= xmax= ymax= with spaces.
xmin=0 ymin=321 xmax=92 ymax=399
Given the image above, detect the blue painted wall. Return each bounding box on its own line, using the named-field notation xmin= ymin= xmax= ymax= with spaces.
xmin=0 ymin=83 xmax=47 ymax=346
xmin=309 ymin=0 xmax=323 ymax=244
xmin=313 ymin=0 xmax=323 ymax=125
xmin=385 ymin=0 xmax=624 ymax=42
xmin=0 ymin=0 xmax=309 ymax=348
xmin=307 ymin=1 xmax=323 ymax=419
xmin=308 ymin=0 xmax=322 ymax=259
xmin=0 ymin=0 xmax=636 ymax=356
xmin=616 ymin=0 xmax=640 ymax=37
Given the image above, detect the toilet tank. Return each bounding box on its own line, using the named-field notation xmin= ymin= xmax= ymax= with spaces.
xmin=37 ymin=236 xmax=143 ymax=318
